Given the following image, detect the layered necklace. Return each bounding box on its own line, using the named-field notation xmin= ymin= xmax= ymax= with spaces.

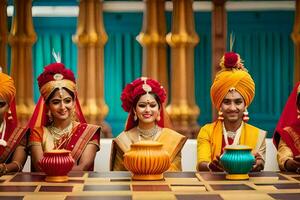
xmin=48 ymin=121 xmax=73 ymax=149
xmin=137 ymin=125 xmax=161 ymax=141
xmin=222 ymin=122 xmax=243 ymax=146
xmin=0 ymin=120 xmax=7 ymax=147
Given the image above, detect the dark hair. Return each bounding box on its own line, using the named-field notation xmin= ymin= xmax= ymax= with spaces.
xmin=45 ymin=87 xmax=75 ymax=104
xmin=297 ymin=93 xmax=300 ymax=110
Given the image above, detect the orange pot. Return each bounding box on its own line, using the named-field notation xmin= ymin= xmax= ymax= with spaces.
xmin=38 ymin=149 xmax=74 ymax=182
xmin=123 ymin=141 xmax=170 ymax=180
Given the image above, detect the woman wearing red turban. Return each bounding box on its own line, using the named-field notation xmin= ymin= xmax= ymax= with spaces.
xmin=110 ymin=77 xmax=187 ymax=171
xmin=0 ymin=70 xmax=29 ymax=176
xmin=197 ymin=52 xmax=266 ymax=173
xmin=273 ymin=82 xmax=300 ymax=173
xmin=28 ymin=62 xmax=101 ymax=171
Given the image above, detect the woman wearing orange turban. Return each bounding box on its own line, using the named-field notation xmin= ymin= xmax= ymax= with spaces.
xmin=197 ymin=52 xmax=266 ymax=172
xmin=28 ymin=62 xmax=101 ymax=171
xmin=0 ymin=70 xmax=29 ymax=176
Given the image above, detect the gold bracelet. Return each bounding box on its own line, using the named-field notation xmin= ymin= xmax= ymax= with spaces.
xmin=207 ymin=162 xmax=211 ymax=171
xmin=12 ymin=161 xmax=22 ymax=172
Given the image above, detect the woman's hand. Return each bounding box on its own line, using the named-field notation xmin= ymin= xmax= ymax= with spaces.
xmin=251 ymin=152 xmax=264 ymax=172
xmin=0 ymin=163 xmax=8 ymax=176
xmin=285 ymin=158 xmax=300 ymax=173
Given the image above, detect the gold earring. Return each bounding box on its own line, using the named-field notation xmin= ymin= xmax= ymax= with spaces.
xmin=243 ymin=107 xmax=249 ymax=122
xmin=156 ymin=115 xmax=161 ymax=121
xmin=218 ymin=110 xmax=224 ymax=121
xmin=47 ymin=110 xmax=53 ymax=123
xmin=134 ymin=113 xmax=137 ymax=121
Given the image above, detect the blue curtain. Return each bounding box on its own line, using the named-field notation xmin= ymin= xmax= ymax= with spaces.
xmin=228 ymin=11 xmax=294 ymax=137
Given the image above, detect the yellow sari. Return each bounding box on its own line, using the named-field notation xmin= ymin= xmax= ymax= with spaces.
xmin=110 ymin=128 xmax=187 ymax=171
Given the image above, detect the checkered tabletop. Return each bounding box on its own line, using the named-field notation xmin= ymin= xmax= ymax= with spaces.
xmin=0 ymin=171 xmax=299 ymax=200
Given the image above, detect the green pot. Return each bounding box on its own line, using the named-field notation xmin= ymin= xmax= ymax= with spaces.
xmin=220 ymin=145 xmax=255 ymax=180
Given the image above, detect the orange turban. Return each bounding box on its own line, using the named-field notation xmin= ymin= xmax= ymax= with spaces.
xmin=0 ymin=72 xmax=16 ymax=103
xmin=210 ymin=52 xmax=255 ymax=109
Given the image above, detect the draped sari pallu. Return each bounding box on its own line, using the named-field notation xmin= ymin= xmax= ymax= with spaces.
xmin=110 ymin=128 xmax=187 ymax=171
xmin=0 ymin=126 xmax=28 ymax=163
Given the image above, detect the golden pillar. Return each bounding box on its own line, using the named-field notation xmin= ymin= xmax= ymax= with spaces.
xmin=292 ymin=0 xmax=300 ymax=83
xmin=0 ymin=0 xmax=8 ymax=72
xmin=211 ymin=0 xmax=227 ymax=120
xmin=73 ymin=0 xmax=111 ymax=136
xmin=8 ymin=0 xmax=36 ymax=125
xmin=166 ymin=0 xmax=200 ymax=138
xmin=136 ymin=0 xmax=168 ymax=91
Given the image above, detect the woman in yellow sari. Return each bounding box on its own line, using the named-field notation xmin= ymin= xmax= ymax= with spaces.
xmin=0 ymin=70 xmax=29 ymax=176
xmin=197 ymin=52 xmax=266 ymax=172
xmin=28 ymin=61 xmax=101 ymax=171
xmin=110 ymin=77 xmax=187 ymax=171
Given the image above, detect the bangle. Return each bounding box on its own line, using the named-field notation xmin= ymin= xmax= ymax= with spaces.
xmin=0 ymin=163 xmax=8 ymax=175
xmin=12 ymin=161 xmax=22 ymax=172
xmin=207 ymin=162 xmax=211 ymax=171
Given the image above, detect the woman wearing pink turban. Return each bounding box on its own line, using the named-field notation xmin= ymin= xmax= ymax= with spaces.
xmin=197 ymin=52 xmax=266 ymax=172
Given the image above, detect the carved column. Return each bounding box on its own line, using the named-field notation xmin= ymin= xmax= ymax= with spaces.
xmin=136 ymin=0 xmax=168 ymax=91
xmin=166 ymin=0 xmax=200 ymax=138
xmin=211 ymin=0 xmax=227 ymax=120
xmin=291 ymin=0 xmax=300 ymax=83
xmin=73 ymin=0 xmax=111 ymax=136
xmin=0 ymin=0 xmax=8 ymax=72
xmin=8 ymin=0 xmax=36 ymax=125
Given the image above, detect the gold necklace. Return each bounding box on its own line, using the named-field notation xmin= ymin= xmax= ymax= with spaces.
xmin=48 ymin=122 xmax=73 ymax=141
xmin=137 ymin=125 xmax=160 ymax=140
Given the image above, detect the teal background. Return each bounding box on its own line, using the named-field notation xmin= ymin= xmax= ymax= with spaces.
xmin=7 ymin=10 xmax=294 ymax=137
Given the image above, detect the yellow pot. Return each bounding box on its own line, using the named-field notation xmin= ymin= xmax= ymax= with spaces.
xmin=123 ymin=141 xmax=170 ymax=180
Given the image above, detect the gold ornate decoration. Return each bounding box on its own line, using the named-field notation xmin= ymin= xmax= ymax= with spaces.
xmin=136 ymin=0 xmax=168 ymax=91
xmin=73 ymin=0 xmax=110 ymax=136
xmin=0 ymin=0 xmax=8 ymax=73
xmin=165 ymin=0 xmax=200 ymax=138
xmin=8 ymin=0 xmax=37 ymax=126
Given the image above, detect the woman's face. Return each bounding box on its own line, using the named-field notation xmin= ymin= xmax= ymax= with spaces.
xmin=0 ymin=98 xmax=9 ymax=124
xmin=221 ymin=90 xmax=246 ymax=123
xmin=135 ymin=94 xmax=160 ymax=125
xmin=47 ymin=89 xmax=75 ymax=122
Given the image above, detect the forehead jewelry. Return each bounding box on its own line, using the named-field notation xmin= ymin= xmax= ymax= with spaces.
xmin=141 ymin=77 xmax=152 ymax=98
xmin=229 ymin=87 xmax=236 ymax=92
xmin=53 ymin=73 xmax=64 ymax=97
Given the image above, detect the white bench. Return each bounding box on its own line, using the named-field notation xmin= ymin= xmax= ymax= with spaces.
xmin=23 ymin=138 xmax=279 ymax=172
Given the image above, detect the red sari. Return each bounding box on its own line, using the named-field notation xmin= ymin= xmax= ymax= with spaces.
xmin=28 ymin=96 xmax=101 ymax=171
xmin=273 ymin=82 xmax=300 ymax=156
